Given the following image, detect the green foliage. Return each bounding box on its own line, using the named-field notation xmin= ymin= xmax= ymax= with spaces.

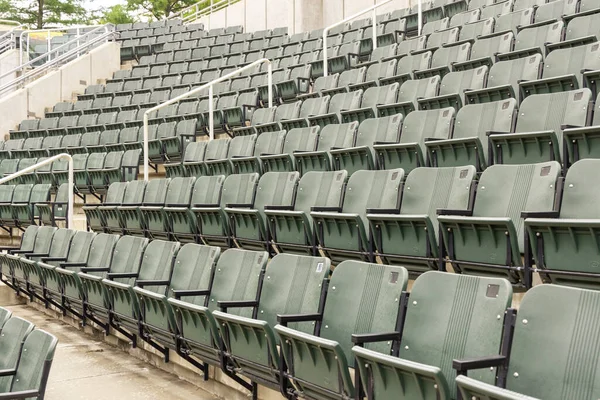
xmin=0 ymin=0 xmax=90 ymax=29
xmin=124 ymin=0 xmax=199 ymax=20
xmin=99 ymin=4 xmax=134 ymax=25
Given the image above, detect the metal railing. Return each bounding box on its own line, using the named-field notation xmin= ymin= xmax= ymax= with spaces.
xmin=19 ymin=24 xmax=112 ymax=66
xmin=0 ymin=27 xmax=116 ymax=97
xmin=322 ymin=0 xmax=423 ymax=77
xmin=0 ymin=154 xmax=73 ymax=228
xmin=142 ymin=58 xmax=273 ymax=181
xmin=0 ymin=24 xmax=27 ymax=54
xmin=169 ymin=0 xmax=241 ymax=26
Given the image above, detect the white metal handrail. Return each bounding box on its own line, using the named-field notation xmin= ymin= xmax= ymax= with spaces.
xmin=0 ymin=29 xmax=116 ymax=97
xmin=169 ymin=0 xmax=240 ymax=26
xmin=0 ymin=154 xmax=73 ymax=228
xmin=0 ymin=23 xmax=26 ymax=53
xmin=142 ymin=57 xmax=273 ymax=181
xmin=19 ymin=24 xmax=111 ymax=66
xmin=322 ymin=0 xmax=423 ymax=77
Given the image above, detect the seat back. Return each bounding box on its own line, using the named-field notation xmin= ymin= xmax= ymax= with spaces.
xmin=300 ymin=97 xmax=330 ymax=118
xmin=253 ymin=172 xmax=299 ymax=218
xmin=487 ymin=55 xmax=542 ymax=97
xmin=355 ymin=114 xmax=402 ymax=147
xmin=105 ymin=182 xmax=127 ymax=205
xmin=338 ymin=68 xmax=367 ymax=88
xmin=46 ymin=228 xmax=76 ymax=259
xmin=190 ymin=176 xmax=225 ymax=207
xmin=430 ymin=42 xmax=470 ymax=69
xmin=105 ymin=236 xmax=149 ymax=281
xmin=396 ymin=52 xmax=432 ymax=75
xmin=294 ymin=171 xmax=347 ymax=215
xmin=275 ymin=101 xmax=302 ymax=121
xmin=330 ymin=90 xmax=363 ymax=114
xmin=398 ymin=272 xmax=512 ymax=398
xmin=316 ymin=122 xmax=358 ymax=151
xmin=8 ymin=329 xmax=58 ymax=396
xmin=439 ymin=66 xmax=487 ymax=97
xmin=543 ymin=43 xmax=600 ymax=89
xmin=0 ymin=185 xmax=14 ymax=203
xmin=207 ymin=249 xmax=268 ymax=316
xmin=515 ymin=20 xmax=563 ymax=52
xmin=250 ymin=107 xmax=277 ymax=125
xmin=453 ymin=98 xmax=517 ymax=143
xmin=361 ymin=84 xmax=399 ymax=108
xmin=565 ymin=13 xmax=600 ymax=41
xmin=135 ymin=240 xmax=180 ymax=294
xmin=30 ymin=226 xmax=57 ymax=254
xmin=398 ymin=36 xmax=426 ymax=56
xmin=11 ymin=184 xmax=33 ymax=203
xmin=204 ymin=138 xmax=230 ymax=161
xmin=19 ymin=225 xmax=39 ymax=252
xmin=182 ymin=141 xmax=207 ymax=163
xmin=227 ymin=135 xmax=257 ymax=159
xmin=63 ymin=231 xmax=95 ymax=265
xmin=220 ymin=173 xmax=259 ymax=208
xmin=165 ymin=177 xmax=196 ymax=206
xmin=398 ymin=76 xmax=440 ymax=104
xmin=427 ymin=27 xmax=460 ymax=49
xmin=84 ymin=233 xmax=119 ymax=272
xmin=535 ymin=0 xmax=577 ymax=24
xmin=253 ymin=131 xmax=286 ymax=157
xmin=0 ymin=317 xmax=35 ymax=392
xmin=400 ymin=108 xmax=455 ymax=149
xmin=471 ymin=31 xmax=513 ymax=60
xmin=142 ymin=178 xmax=170 ymax=205
xmin=282 ymin=127 xmax=320 ymax=153
xmin=473 ymin=162 xmax=560 ymax=249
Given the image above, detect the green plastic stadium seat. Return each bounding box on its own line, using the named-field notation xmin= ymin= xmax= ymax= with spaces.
xmin=260 ymin=127 xmax=320 ymax=173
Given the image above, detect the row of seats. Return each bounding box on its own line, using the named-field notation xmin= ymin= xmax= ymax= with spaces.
xmin=0 ymin=184 xmax=52 ymax=232
xmin=1 ymin=227 xmax=595 ymax=400
xmin=82 ymin=159 xmax=600 ymax=289
xmin=0 ymin=306 xmax=57 ymax=399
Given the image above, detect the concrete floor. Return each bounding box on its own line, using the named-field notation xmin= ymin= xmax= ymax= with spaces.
xmin=5 ymin=304 xmax=220 ymax=400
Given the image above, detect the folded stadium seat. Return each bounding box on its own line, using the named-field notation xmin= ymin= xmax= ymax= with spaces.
xmin=96 ymin=149 xmax=139 ymax=190
xmin=99 ymin=180 xmax=146 ymax=234
xmin=519 ymin=43 xmax=600 ymax=98
xmin=353 ymin=271 xmax=512 ymax=399
xmin=534 ymin=0 xmax=578 ymax=24
xmin=439 ymin=161 xmax=560 ymax=288
xmin=11 ymin=227 xmax=74 ymax=294
xmin=524 ymin=159 xmax=600 ymax=288
xmin=418 ymin=65 xmax=489 ymax=110
xmin=138 ymin=54 xmax=156 ymax=65
xmin=0 ymin=185 xmax=15 ymax=231
xmin=161 ymin=119 xmax=198 ymax=163
xmin=425 ymin=26 xmax=460 ymax=51
xmin=426 ymin=98 xmax=518 ymax=171
xmin=51 ymin=154 xmax=87 ymax=192
xmin=147 ymin=103 xmax=178 ymax=125
xmin=167 ymin=249 xmax=267 ymax=377
xmin=230 ymin=130 xmax=287 ymax=174
xmin=192 ymin=173 xmax=258 ymax=248
xmin=0 ymin=329 xmax=58 ymax=400
xmin=181 ymin=139 xmax=226 ymax=178
xmin=220 ymin=92 xmax=259 ymax=134
xmin=490 ymin=88 xmax=591 ymax=165
xmin=82 ymin=182 xmax=126 ymax=232
xmin=134 ymin=243 xmax=220 ymax=359
xmin=16 ymin=158 xmax=39 ymax=185
xmin=165 ymin=176 xmax=224 ymax=243
xmin=76 ymin=235 xmax=149 ymax=332
xmin=258 ymin=127 xmax=319 ymax=173
xmin=45 ymin=101 xmax=73 ymax=118
xmin=212 ymin=253 xmax=330 ymax=397
xmin=277 ymin=65 xmax=313 ymax=102
xmin=255 ymin=70 xmax=291 ymax=106
xmin=561 ymin=93 xmax=600 ymax=165
xmin=481 ymin=0 xmax=513 ymax=19
xmin=497 ymin=19 xmax=563 ymax=60
xmin=13 ymin=184 xmax=52 ymax=229
xmin=102 ymin=240 xmax=180 ymax=344
xmin=347 ymin=59 xmax=399 ymax=91
xmin=422 ymin=17 xmax=451 ymax=37
xmin=380 ymin=51 xmax=433 ymax=86
xmin=202 ymin=94 xmax=239 ymax=134
xmin=548 ymin=13 xmax=600 ymax=52
xmin=164 ymin=141 xmax=206 ymax=178
xmin=494 ymin=7 xmax=534 ymax=35
xmin=455 ymin=32 xmax=515 ymax=72
xmin=252 ymin=101 xmax=302 ymax=134
xmin=321 ymin=67 xmax=367 ymax=96
xmin=25 ymin=118 xmax=58 ymax=139
xmin=275 ymin=260 xmax=408 ymax=399
xmin=375 ymin=19 xmax=406 ymax=47
xmin=374 ymin=107 xmax=455 ymax=174
xmin=0 ymin=139 xmax=24 ymax=160
xmin=455 ymin=284 xmax=600 ymax=399
xmin=34 ymin=137 xmax=60 ymax=157
xmin=77 ymin=152 xmax=106 ymax=197
xmin=331 ymin=114 xmax=403 ymax=174
xmin=396 ymin=35 xmax=427 ymax=58
xmin=121 ymin=39 xmax=139 ymax=61
xmin=86 ymin=130 xmax=119 ymax=153
xmin=227 ymin=171 xmax=299 ymax=252
xmin=340 ymin=83 xmax=400 ymax=123
xmin=415 ymin=42 xmax=471 ymax=79
xmin=203 ymin=135 xmax=257 ymax=176
xmin=0 ymin=159 xmax=19 ymax=178
xmin=307 ymin=90 xmax=363 ymax=128
xmin=372 ymin=166 xmax=477 ymax=273
xmin=9 ymin=119 xmax=39 ymax=140
xmin=142 ymin=177 xmax=196 ymax=240
xmin=327 ymin=41 xmax=370 ymax=75
xmin=226 ymin=76 xmax=252 ymax=96
xmin=279 ymin=96 xmax=331 ymax=131
xmin=11 ymin=137 xmax=43 ymax=159
xmin=37 ymin=182 xmax=69 ymax=227
xmin=177 ymin=99 xmax=213 ymax=133
xmin=78 ymin=83 xmax=105 ymax=100
xmin=121 ymin=178 xmax=170 ymax=237
xmin=0 ymin=317 xmax=33 ymax=375
xmin=85 ymin=111 xmax=118 ymax=133
xmin=355 ymin=43 xmax=397 ymax=69
xmin=2 ymin=226 xmax=55 ymax=287
xmin=312 ymin=168 xmax=403 ymax=263
xmin=34 ymin=159 xmax=54 ymax=187
xmin=60 ymin=134 xmax=83 ymax=154
xmin=147 ymin=122 xmax=176 ymax=164
xmin=114 ymin=126 xmax=142 ymax=152
xmin=30 ymin=230 xmax=94 ymax=304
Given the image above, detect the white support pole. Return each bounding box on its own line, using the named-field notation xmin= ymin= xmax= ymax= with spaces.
xmin=322 ymin=0 xmax=395 ymax=76
xmin=417 ymin=0 xmax=423 ymax=36
xmin=209 ymin=85 xmax=215 ymax=140
xmin=0 ymin=154 xmax=74 ymax=228
xmin=142 ymin=58 xmax=273 ymax=181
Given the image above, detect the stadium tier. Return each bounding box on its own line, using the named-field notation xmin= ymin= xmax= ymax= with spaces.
xmin=3 ymin=0 xmax=600 ymax=399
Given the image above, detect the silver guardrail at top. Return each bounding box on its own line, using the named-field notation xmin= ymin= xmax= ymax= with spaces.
xmin=0 ymin=23 xmax=28 ymax=54
xmin=0 ymin=153 xmax=74 ymax=228
xmin=168 ymin=0 xmax=241 ymax=27
xmin=142 ymin=58 xmax=273 ymax=181
xmin=0 ymin=25 xmax=116 ymax=98
xmin=323 ymin=0 xmax=423 ymax=77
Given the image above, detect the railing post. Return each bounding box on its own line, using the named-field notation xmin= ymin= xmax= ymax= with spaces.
xmin=372 ymin=9 xmax=377 ymax=50
xmin=67 ymin=156 xmax=74 ymax=228
xmin=323 ymin=32 xmax=328 ymax=77
xmin=209 ymin=84 xmax=215 ymax=140
xmin=143 ymin=113 xmax=150 ymax=181
xmin=417 ymin=0 xmax=423 ymax=36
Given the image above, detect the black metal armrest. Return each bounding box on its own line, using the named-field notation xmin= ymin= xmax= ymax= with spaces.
xmin=366 ymin=208 xmax=400 ymax=214
xmin=264 ymin=205 xmax=294 ymax=211
xmin=172 ymin=289 xmax=210 ymax=299
xmin=453 ymin=355 xmax=507 ymax=375
xmin=136 ymin=279 xmax=170 ymax=287
xmin=0 ymin=390 xmax=41 ymax=400
xmin=0 ymin=369 xmax=16 ymax=377
xmin=80 ymin=267 xmax=109 ymax=272
xmin=26 ymin=252 xmax=50 ymax=258
xmin=107 ymin=272 xmax=138 ymax=279
xmin=424 ymin=137 xmax=444 ymax=142
xmin=437 ymin=209 xmax=473 ymax=216
xmin=218 ymin=300 xmax=258 ymax=312
xmin=60 ymin=262 xmax=88 ymax=268
xmin=41 ymin=256 xmax=67 ymax=262
xmin=311 ymin=206 xmax=342 ymax=212
xmin=561 ymin=124 xmax=582 ymax=130
xmin=352 ymin=331 xmax=402 ymax=345
xmin=192 ymin=203 xmax=220 ymax=208
xmin=486 ymin=130 xmax=511 ymax=136
xmin=277 ymin=312 xmax=323 ymax=327
xmin=10 ymin=250 xmax=33 ymax=255
xmin=521 ymin=211 xmax=560 ymax=218
xmin=225 ymin=202 xmax=253 ymax=208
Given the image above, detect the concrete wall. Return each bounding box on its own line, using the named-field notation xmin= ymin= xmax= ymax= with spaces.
xmin=0 ymin=88 xmax=27 ymax=139
xmin=0 ymin=49 xmax=20 ymax=88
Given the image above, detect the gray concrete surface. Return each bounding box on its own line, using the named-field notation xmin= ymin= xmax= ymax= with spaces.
xmin=5 ymin=304 xmax=220 ymax=400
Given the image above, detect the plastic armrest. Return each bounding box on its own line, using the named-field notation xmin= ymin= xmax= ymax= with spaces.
xmin=79 ymin=267 xmax=109 ymax=272
xmin=453 ymin=355 xmax=506 ymax=375
xmin=217 ymin=300 xmax=258 ymax=312
xmin=521 ymin=211 xmax=559 ymax=218
xmin=424 ymin=137 xmax=444 ymax=142
xmin=277 ymin=312 xmax=323 ymax=326
xmin=27 ymin=252 xmax=50 ymax=258
xmin=225 ymin=203 xmax=253 ymax=208
xmin=191 ymin=203 xmax=220 ymax=208
xmin=107 ymin=272 xmax=138 ymax=279
xmin=486 ymin=130 xmax=511 ymax=136
xmin=311 ymin=206 xmax=342 ymax=212
xmin=351 ymin=331 xmax=402 ymax=345
xmin=437 ymin=209 xmax=473 ymax=216
xmin=0 ymin=369 xmax=16 ymax=377
xmin=366 ymin=208 xmax=401 ymax=214
xmin=41 ymin=256 xmax=67 ymax=262
xmin=136 ymin=279 xmax=170 ymax=287
xmin=173 ymin=289 xmax=210 ymax=299
xmin=264 ymin=205 xmax=294 ymax=210
xmin=60 ymin=262 xmax=87 ymax=268
xmin=561 ymin=124 xmax=582 ymax=130
xmin=10 ymin=250 xmax=34 ymax=255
